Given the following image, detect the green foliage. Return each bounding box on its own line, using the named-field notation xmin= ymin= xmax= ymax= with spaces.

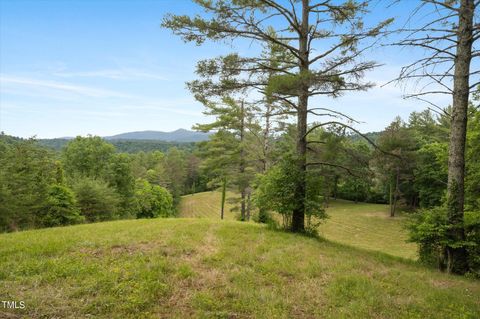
xmin=0 ymin=138 xmax=57 ymax=231
xmin=134 ymin=179 xmax=174 ymax=218
xmin=466 ymin=106 xmax=480 ymax=211
xmin=106 ymin=153 xmax=136 ymax=217
xmin=39 ymin=138 xmax=197 ymax=153
xmin=414 ymin=143 xmax=448 ymax=208
xmin=71 ymin=177 xmax=120 ymax=222
xmin=254 ymin=155 xmax=327 ymax=232
xmin=163 ymin=147 xmax=188 ymax=205
xmin=62 ymin=136 xmax=115 ymax=179
xmin=40 ymin=184 xmax=84 ymax=227
xmin=408 ymin=207 xmax=480 ymax=276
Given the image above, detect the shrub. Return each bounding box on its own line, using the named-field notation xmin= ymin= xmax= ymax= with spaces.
xmin=71 ymin=177 xmax=120 ymax=222
xmin=253 ymin=155 xmax=327 ymax=233
xmin=41 ymin=184 xmax=84 ymax=227
xmin=134 ymin=179 xmax=174 ymax=218
xmin=408 ymin=207 xmax=480 ymax=276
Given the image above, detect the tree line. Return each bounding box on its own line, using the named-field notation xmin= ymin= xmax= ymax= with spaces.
xmin=0 ymin=134 xmax=208 ymax=232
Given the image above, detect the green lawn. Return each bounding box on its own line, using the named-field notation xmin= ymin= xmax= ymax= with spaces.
xmin=319 ymin=199 xmax=417 ymax=259
xmin=1 ymin=218 xmax=479 ymax=318
xmin=180 ymin=192 xmax=416 ymax=259
xmin=179 ymin=191 xmax=239 ymax=220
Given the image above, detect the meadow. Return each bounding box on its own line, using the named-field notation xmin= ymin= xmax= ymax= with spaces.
xmin=1 ymin=217 xmax=479 ymax=318
xmin=179 ymin=192 xmax=416 ymax=259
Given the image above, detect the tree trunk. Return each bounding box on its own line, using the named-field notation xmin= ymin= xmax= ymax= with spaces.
xmin=391 ymin=166 xmax=400 ymax=217
xmin=333 ymin=175 xmax=339 ymax=200
xmin=263 ymin=102 xmax=272 ymax=172
xmin=239 ymin=100 xmax=246 ymax=221
xmin=389 ymin=177 xmax=394 ymax=216
xmin=240 ymin=189 xmax=246 ymax=221
xmin=445 ymin=0 xmax=474 ymax=274
xmin=291 ymin=0 xmax=309 ymax=233
xmin=220 ymin=178 xmax=226 ymax=220
xmin=246 ymin=189 xmax=251 ymax=221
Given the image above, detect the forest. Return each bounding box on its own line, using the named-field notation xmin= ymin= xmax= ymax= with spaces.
xmin=1 ymin=1 xmax=480 ymax=316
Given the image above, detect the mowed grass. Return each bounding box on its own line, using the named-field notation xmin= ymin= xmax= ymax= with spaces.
xmin=0 ymin=219 xmax=479 ymax=318
xmin=318 ymin=199 xmax=417 ymax=259
xmin=179 ymin=191 xmax=239 ymax=220
xmin=180 ymin=192 xmax=416 ymax=259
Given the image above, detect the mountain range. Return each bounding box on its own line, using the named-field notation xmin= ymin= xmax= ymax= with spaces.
xmin=103 ymin=129 xmax=210 ymax=142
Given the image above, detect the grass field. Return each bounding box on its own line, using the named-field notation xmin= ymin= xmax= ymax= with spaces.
xmin=1 ymin=218 xmax=479 ymax=318
xmin=180 ymin=192 xmax=416 ymax=259
xmin=319 ymin=200 xmax=416 ymax=259
xmin=178 ymin=191 xmax=239 ymax=220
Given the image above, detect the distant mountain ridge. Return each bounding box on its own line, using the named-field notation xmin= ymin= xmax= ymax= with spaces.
xmin=104 ymin=129 xmax=211 ymax=142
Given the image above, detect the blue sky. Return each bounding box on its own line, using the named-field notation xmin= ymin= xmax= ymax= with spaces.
xmin=0 ymin=0 xmax=450 ymax=138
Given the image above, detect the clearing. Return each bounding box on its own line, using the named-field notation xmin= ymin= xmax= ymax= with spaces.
xmin=179 ymin=191 xmax=416 ymax=259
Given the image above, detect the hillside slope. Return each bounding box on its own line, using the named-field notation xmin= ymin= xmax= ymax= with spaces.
xmin=179 ymin=192 xmax=416 ymax=259
xmin=1 ymin=219 xmax=478 ymax=318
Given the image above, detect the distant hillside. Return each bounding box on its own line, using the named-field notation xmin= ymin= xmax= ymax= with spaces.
xmin=37 ymin=138 xmax=198 ymax=153
xmin=105 ymin=129 xmax=211 ymax=142
xmin=31 ymin=129 xmax=211 ymax=153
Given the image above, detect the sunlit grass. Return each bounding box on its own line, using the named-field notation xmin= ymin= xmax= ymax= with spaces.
xmin=180 ymin=192 xmax=416 ymax=259
xmin=319 ymin=199 xmax=417 ymax=259
xmin=0 ymin=219 xmax=478 ymax=318
xmin=178 ymin=190 xmax=239 ymax=220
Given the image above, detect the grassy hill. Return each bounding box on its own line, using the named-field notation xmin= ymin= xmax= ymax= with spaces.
xmin=1 ymin=218 xmax=479 ymax=318
xmin=180 ymin=192 xmax=416 ymax=259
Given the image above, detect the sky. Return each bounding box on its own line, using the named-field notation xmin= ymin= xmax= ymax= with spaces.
xmin=0 ymin=0 xmax=452 ymax=138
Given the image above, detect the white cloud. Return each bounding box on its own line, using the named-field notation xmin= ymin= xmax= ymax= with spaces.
xmin=53 ymin=68 xmax=168 ymax=81
xmin=0 ymin=75 xmax=133 ymax=98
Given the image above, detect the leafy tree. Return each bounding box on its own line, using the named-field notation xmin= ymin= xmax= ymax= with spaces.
xmin=197 ymin=131 xmax=238 ymax=219
xmin=0 ymin=139 xmax=56 ymax=231
xmin=134 ymin=179 xmax=174 ymax=218
xmin=373 ymin=118 xmax=416 ymax=216
xmin=254 ymin=155 xmax=326 ymax=233
xmin=71 ymin=177 xmax=120 ymax=222
xmin=195 ymin=97 xmax=258 ymax=220
xmin=62 ymin=136 xmax=115 ymax=179
xmin=408 ymin=109 xmax=449 ymax=145
xmin=414 ymin=143 xmax=448 ymax=208
xmin=40 ymin=185 xmax=84 ymax=227
xmin=465 ymin=105 xmax=480 ymax=211
xmin=106 ymin=153 xmax=136 ymax=217
xmin=163 ymin=147 xmax=187 ymax=205
xmin=408 ymin=208 xmax=480 ymax=276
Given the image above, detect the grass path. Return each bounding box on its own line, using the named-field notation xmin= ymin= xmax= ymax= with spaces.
xmin=1 ymin=219 xmax=478 ymax=318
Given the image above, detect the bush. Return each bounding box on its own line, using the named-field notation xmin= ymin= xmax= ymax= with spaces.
xmin=407 ymin=207 xmax=480 ymax=276
xmin=253 ymin=155 xmax=327 ymax=233
xmin=134 ymin=179 xmax=174 ymax=218
xmin=71 ymin=177 xmax=120 ymax=222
